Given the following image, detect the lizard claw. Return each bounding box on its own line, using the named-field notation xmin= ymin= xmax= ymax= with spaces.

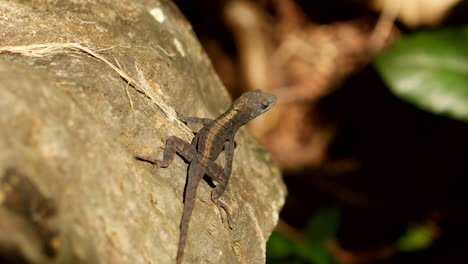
xmin=216 ymin=206 xmax=233 ymax=229
xmin=227 ymin=216 xmax=234 ymax=229
xmin=134 ymin=156 xmax=166 ymax=168
xmin=176 ymin=112 xmax=188 ymax=123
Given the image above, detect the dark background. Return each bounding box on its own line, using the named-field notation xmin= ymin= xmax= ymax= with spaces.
xmin=174 ymin=1 xmax=468 ymax=263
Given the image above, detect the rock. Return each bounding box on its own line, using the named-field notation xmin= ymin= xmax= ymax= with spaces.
xmin=0 ymin=1 xmax=286 ymax=263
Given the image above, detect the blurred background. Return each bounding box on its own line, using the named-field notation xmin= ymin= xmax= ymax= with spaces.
xmin=173 ymin=0 xmax=468 ymax=263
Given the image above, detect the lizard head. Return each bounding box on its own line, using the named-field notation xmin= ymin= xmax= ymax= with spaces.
xmin=232 ymin=89 xmax=277 ymax=123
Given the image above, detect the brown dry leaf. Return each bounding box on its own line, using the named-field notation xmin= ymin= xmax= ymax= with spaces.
xmin=371 ymin=0 xmax=461 ymax=27
xmin=223 ymin=0 xmax=398 ymax=171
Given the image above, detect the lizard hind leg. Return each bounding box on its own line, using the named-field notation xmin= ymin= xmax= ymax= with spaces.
xmin=206 ymin=162 xmax=234 ymax=229
xmin=135 ymin=136 xmax=196 ymax=168
xmin=212 ymin=192 xmax=233 ymax=229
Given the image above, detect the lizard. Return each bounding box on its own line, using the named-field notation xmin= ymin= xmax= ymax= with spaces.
xmin=135 ymin=89 xmax=276 ymax=264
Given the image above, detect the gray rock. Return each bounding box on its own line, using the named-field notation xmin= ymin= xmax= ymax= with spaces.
xmin=0 ymin=1 xmax=286 ymax=263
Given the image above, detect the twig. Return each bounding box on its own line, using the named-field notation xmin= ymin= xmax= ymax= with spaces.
xmin=369 ymin=0 xmax=401 ymax=53
xmin=114 ymin=56 xmax=134 ymax=110
xmin=0 ymin=43 xmax=148 ymax=98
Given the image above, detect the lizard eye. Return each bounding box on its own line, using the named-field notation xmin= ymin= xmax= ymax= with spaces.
xmin=261 ymin=102 xmax=269 ymax=109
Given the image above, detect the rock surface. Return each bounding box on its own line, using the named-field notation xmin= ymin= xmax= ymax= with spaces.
xmin=0 ymin=0 xmax=286 ymax=263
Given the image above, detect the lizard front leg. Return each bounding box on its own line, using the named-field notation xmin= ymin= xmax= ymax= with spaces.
xmin=135 ymin=136 xmax=196 ymax=167
xmin=178 ymin=113 xmax=213 ymax=126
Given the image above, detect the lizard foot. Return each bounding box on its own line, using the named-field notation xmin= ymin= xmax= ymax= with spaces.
xmin=134 ymin=156 xmax=168 ymax=168
xmin=214 ymin=199 xmax=234 ymax=229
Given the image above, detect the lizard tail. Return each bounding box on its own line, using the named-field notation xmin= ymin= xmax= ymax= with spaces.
xmin=176 ymin=165 xmax=203 ymax=264
xmin=176 ymin=204 xmax=193 ymax=264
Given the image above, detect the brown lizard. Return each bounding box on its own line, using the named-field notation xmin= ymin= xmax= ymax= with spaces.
xmin=136 ymin=89 xmax=276 ymax=264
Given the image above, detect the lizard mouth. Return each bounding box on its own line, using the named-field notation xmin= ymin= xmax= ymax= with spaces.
xmin=263 ymin=93 xmax=277 ymax=112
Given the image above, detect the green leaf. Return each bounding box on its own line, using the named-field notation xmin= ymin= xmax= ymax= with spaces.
xmin=374 ymin=26 xmax=468 ymax=122
xmin=305 ymin=207 xmax=340 ymax=245
xmin=298 ymin=244 xmax=337 ymax=264
xmin=267 ymin=208 xmax=340 ymax=264
xmin=397 ymin=224 xmax=436 ymax=252
xmin=266 ymin=231 xmax=297 ymax=260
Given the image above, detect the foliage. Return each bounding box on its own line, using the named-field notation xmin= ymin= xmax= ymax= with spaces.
xmin=374 ymin=26 xmax=468 ymax=122
xmin=266 ymin=207 xmax=340 ymax=264
xmin=267 ymin=209 xmax=437 ymax=263
xmin=397 ymin=224 xmax=437 ymax=252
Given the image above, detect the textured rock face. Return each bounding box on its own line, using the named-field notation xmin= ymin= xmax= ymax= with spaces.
xmin=0 ymin=1 xmax=286 ymax=264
